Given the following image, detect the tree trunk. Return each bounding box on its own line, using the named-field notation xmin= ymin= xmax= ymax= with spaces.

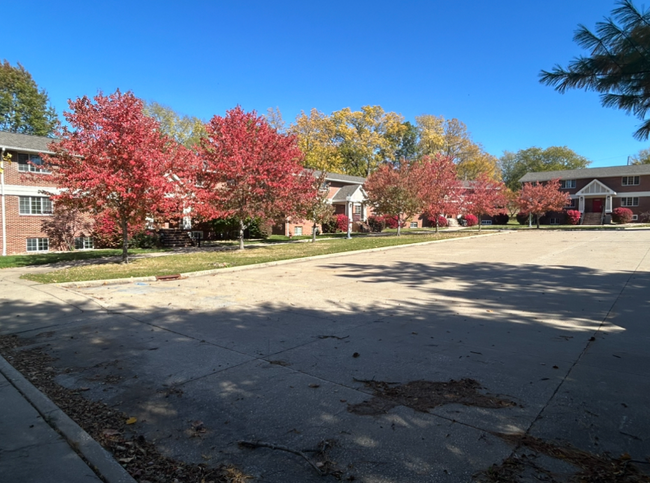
xmin=478 ymin=214 xmax=482 ymax=232
xmin=312 ymin=222 xmax=317 ymax=242
xmin=239 ymin=219 xmax=245 ymax=250
xmin=397 ymin=214 xmax=401 ymax=236
xmin=536 ymin=214 xmax=540 ymax=229
xmin=121 ymin=217 xmax=129 ymax=264
xmin=435 ymin=218 xmax=439 ymax=234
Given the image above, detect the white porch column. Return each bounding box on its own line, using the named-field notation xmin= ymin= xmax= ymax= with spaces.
xmin=579 ymin=196 xmax=585 ymax=213
xmin=605 ymin=196 xmax=612 ymax=213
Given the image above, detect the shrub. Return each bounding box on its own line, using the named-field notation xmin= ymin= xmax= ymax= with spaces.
xmin=464 ymin=214 xmax=478 ymax=227
xmin=493 ymin=213 xmax=509 ymax=225
xmin=384 ymin=215 xmax=399 ymax=229
xmin=434 ymin=215 xmax=448 ymax=227
xmin=516 ymin=212 xmax=530 ymax=225
xmin=335 ymin=213 xmax=350 ymax=232
xmin=639 ymin=211 xmax=650 ymax=223
xmin=566 ymin=210 xmax=581 ymax=225
xmin=368 ymin=215 xmax=386 ymax=233
xmin=131 ymin=229 xmax=161 ymax=248
xmin=612 ymin=207 xmax=633 ymax=224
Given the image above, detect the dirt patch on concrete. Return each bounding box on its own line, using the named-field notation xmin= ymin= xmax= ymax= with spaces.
xmin=348 ymin=378 xmax=517 ymax=416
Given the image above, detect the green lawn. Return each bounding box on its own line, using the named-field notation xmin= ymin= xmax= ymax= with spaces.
xmin=0 ymin=249 xmax=162 ymax=269
xmin=21 ymin=232 xmax=473 ymax=284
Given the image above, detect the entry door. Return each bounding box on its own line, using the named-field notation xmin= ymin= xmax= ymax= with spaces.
xmin=592 ymin=198 xmax=603 ymax=212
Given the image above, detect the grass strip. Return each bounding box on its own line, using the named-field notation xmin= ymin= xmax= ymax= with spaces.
xmin=22 ymin=233 xmax=472 ymax=284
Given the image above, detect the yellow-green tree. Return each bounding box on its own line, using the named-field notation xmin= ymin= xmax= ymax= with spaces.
xmin=143 ymin=101 xmax=205 ymax=148
xmin=332 ymin=106 xmax=406 ymax=176
xmin=415 ymin=115 xmax=499 ymax=180
xmin=290 ymin=108 xmax=344 ymax=172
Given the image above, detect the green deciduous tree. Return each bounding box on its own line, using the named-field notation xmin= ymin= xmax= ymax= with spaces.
xmin=630 ymin=147 xmax=650 ymax=164
xmin=540 ymin=0 xmax=650 ymax=140
xmin=500 ymin=146 xmax=591 ymax=191
xmin=0 ymin=60 xmax=57 ymax=136
xmin=143 ymin=101 xmax=205 ymax=147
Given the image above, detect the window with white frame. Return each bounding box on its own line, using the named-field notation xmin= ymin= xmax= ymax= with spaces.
xmin=481 ymin=219 xmax=492 ymax=225
xmin=621 ymin=197 xmax=639 ymax=207
xmin=26 ymin=238 xmax=49 ymax=252
xmin=74 ymin=237 xmax=94 ymax=249
xmin=19 ymin=196 xmax=52 ymax=215
xmin=17 ymin=154 xmax=50 ymax=173
xmin=622 ymin=176 xmax=640 ymax=186
xmin=560 ymin=180 xmax=576 ymax=189
xmin=294 ymin=226 xmax=303 ymax=236
xmin=549 ymin=218 xmax=560 ymax=225
xmin=410 ymin=222 xmax=418 ymax=228
xmin=353 ymin=204 xmax=362 ymax=215
xmin=632 ymin=214 xmax=639 ymax=221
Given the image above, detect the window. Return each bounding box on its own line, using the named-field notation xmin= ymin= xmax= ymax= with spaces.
xmin=622 ymin=176 xmax=640 ymax=186
xmin=26 ymin=238 xmax=49 ymax=252
xmin=17 ymin=154 xmax=50 ymax=173
xmin=353 ymin=204 xmax=362 ymax=215
xmin=566 ymin=198 xmax=576 ymax=208
xmin=294 ymin=226 xmax=303 ymax=236
xmin=74 ymin=237 xmax=94 ymax=250
xmin=410 ymin=222 xmax=418 ymax=228
xmin=632 ymin=214 xmax=639 ymax=221
xmin=549 ymin=218 xmax=560 ymax=225
xmin=19 ymin=196 xmax=52 ymax=215
xmin=481 ymin=220 xmax=492 ymax=225
xmin=621 ymin=197 xmax=639 ymax=207
xmin=191 ymin=231 xmax=203 ymax=240
xmin=560 ymin=180 xmax=576 ymax=189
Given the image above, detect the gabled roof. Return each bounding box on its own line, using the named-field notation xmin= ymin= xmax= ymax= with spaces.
xmin=0 ymin=131 xmax=56 ymax=154
xmin=331 ymin=184 xmax=365 ymax=202
xmin=576 ymin=179 xmax=617 ymax=196
xmin=519 ymin=164 xmax=650 ymax=183
xmin=311 ymin=169 xmax=366 ymax=185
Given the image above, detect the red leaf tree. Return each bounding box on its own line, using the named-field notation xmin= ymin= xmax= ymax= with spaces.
xmin=518 ymin=179 xmax=570 ymax=228
xmin=365 ymin=163 xmax=422 ymax=236
xmin=195 ymin=106 xmax=314 ymax=249
xmin=416 ymin=154 xmax=464 ymax=232
xmin=44 ymin=90 xmax=192 ymax=263
xmin=464 ymin=172 xmax=507 ymax=231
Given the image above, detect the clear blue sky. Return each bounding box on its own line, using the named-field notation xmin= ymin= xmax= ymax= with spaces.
xmin=5 ymin=0 xmax=647 ymax=167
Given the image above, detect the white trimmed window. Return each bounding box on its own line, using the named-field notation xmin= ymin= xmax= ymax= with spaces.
xmin=19 ymin=196 xmax=53 ymax=215
xmin=560 ymin=180 xmax=576 ymax=189
xmin=26 ymin=238 xmax=49 ymax=252
xmin=622 ymin=176 xmax=640 ymax=186
xmin=549 ymin=218 xmax=560 ymax=225
xmin=294 ymin=226 xmax=303 ymax=236
xmin=410 ymin=222 xmax=418 ymax=228
xmin=17 ymin=154 xmax=50 ymax=173
xmin=632 ymin=214 xmax=639 ymax=221
xmin=481 ymin=219 xmax=492 ymax=225
xmin=621 ymin=197 xmax=639 ymax=207
xmin=74 ymin=237 xmax=94 ymax=249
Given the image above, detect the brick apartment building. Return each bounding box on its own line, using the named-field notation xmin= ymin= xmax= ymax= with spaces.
xmin=520 ymin=164 xmax=650 ymax=224
xmin=0 ymin=132 xmax=68 ymax=255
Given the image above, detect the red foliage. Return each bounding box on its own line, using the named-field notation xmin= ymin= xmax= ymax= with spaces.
xmin=566 ymin=210 xmax=581 ymax=225
xmin=435 ymin=215 xmax=448 ymax=227
xmin=92 ymin=210 xmax=145 ymax=248
xmin=416 ymin=154 xmax=464 ymax=231
xmin=336 ymin=214 xmax=350 ymax=232
xmin=367 ymin=215 xmax=386 ymax=232
xmin=365 ymin=163 xmax=422 ymax=235
xmin=44 ymin=90 xmax=193 ymax=262
xmin=518 ymin=180 xmax=570 ymax=228
xmin=195 ymin=106 xmax=315 ymax=249
xmin=384 ymin=215 xmax=400 ymax=229
xmin=612 ymin=207 xmax=633 ymax=223
xmin=464 ymin=214 xmax=478 ymax=226
xmin=464 ymin=173 xmax=507 ymax=231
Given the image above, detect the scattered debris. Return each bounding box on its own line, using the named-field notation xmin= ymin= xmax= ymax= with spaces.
xmin=352 ymin=352 xmax=360 ymax=358
xmin=348 ymin=378 xmax=516 ymax=416
xmin=317 ymin=335 xmax=349 ymax=340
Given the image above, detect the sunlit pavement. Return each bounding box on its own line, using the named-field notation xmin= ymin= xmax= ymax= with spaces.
xmin=1 ymin=230 xmax=649 ymax=482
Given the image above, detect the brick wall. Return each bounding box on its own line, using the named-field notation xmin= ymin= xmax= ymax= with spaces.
xmin=1 ymin=195 xmax=52 ymax=255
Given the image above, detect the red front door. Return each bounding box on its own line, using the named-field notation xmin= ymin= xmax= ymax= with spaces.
xmin=592 ymin=198 xmax=603 ymax=212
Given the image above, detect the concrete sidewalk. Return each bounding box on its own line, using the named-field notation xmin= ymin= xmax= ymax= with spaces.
xmin=1 ymin=230 xmax=650 ymax=482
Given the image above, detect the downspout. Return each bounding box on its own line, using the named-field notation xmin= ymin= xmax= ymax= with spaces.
xmin=1 ymin=147 xmax=6 ymax=256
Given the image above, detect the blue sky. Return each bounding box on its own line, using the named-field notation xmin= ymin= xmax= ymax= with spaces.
xmin=6 ymin=0 xmax=647 ymax=167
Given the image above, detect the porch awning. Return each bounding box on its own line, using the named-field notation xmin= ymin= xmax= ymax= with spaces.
xmin=575 ymin=179 xmax=617 ymax=197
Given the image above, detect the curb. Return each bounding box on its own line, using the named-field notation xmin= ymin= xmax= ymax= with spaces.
xmin=0 ymin=353 xmax=136 ymax=483
xmin=58 ymin=231 xmax=508 ymax=289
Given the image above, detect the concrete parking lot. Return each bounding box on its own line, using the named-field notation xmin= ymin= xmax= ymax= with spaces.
xmin=1 ymin=230 xmax=649 ymax=482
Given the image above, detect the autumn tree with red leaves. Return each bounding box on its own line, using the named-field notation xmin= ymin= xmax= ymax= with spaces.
xmin=465 ymin=172 xmax=507 ymax=231
xmin=365 ymin=163 xmax=422 ymax=236
xmin=196 ymin=106 xmax=315 ymax=249
xmin=518 ymin=179 xmax=570 ymax=228
xmin=416 ymin=154 xmax=464 ymax=233
xmin=44 ymin=90 xmax=194 ymax=263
